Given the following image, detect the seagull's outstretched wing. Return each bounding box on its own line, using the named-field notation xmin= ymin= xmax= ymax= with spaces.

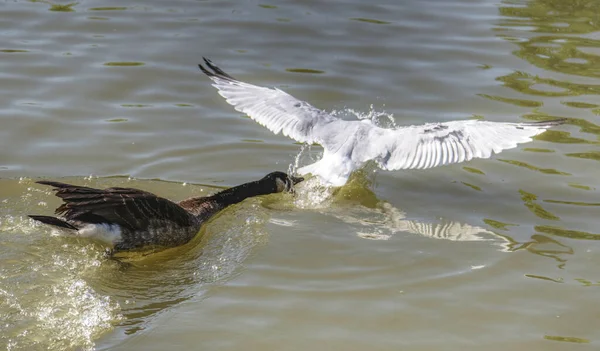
xmin=363 ymin=119 xmax=565 ymax=170
xmin=199 ymin=58 xmax=338 ymax=145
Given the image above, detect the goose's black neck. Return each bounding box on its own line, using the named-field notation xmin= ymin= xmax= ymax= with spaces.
xmin=181 ymin=177 xmax=276 ymax=220
xmin=209 ymin=178 xmax=275 ymax=209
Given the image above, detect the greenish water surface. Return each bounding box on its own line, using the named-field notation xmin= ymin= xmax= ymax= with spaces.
xmin=1 ymin=0 xmax=599 ymax=350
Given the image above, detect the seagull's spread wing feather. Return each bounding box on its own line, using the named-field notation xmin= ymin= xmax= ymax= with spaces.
xmin=199 ymin=58 xmax=338 ymax=145
xmin=364 ymin=119 xmax=565 ymax=170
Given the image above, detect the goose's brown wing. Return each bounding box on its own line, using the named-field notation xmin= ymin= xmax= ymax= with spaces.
xmin=37 ymin=181 xmax=196 ymax=230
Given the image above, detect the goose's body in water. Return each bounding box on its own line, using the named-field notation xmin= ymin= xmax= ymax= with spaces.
xmin=29 ymin=172 xmax=302 ymax=252
xmin=199 ymin=58 xmax=566 ymax=187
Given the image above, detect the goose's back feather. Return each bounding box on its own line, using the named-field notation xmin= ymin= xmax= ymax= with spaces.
xmin=38 ymin=181 xmax=196 ymax=229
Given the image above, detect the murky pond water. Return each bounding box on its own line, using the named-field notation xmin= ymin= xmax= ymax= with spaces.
xmin=1 ymin=0 xmax=599 ymax=350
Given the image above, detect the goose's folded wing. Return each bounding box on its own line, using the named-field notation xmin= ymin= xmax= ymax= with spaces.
xmin=363 ymin=119 xmax=565 ymax=170
xmin=199 ymin=58 xmax=338 ymax=144
xmin=38 ymin=181 xmax=195 ymax=229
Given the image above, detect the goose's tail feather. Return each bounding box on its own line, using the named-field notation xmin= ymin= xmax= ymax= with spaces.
xmin=29 ymin=215 xmax=78 ymax=230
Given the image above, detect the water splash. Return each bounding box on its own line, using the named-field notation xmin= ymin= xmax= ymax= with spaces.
xmin=285 ymin=105 xmax=397 ymax=206
xmin=331 ymin=104 xmax=398 ymax=128
xmin=0 ymin=216 xmax=122 ymax=351
xmin=288 ymin=143 xmax=314 ymax=176
xmin=293 ymin=177 xmax=336 ymax=209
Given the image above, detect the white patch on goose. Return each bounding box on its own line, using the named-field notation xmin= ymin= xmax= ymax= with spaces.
xmin=77 ymin=223 xmax=123 ymax=245
xmin=275 ymin=178 xmax=286 ymax=192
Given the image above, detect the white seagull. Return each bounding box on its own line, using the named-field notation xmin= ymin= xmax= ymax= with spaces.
xmin=199 ymin=58 xmax=565 ymax=186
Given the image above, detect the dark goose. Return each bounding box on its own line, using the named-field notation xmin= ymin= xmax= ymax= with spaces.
xmin=29 ymin=171 xmax=303 ymax=252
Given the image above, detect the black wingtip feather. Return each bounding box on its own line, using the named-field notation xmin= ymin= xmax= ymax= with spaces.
xmin=202 ymin=56 xmax=213 ymax=66
xmin=36 ymin=180 xmax=77 ymax=188
xmin=198 ymin=57 xmax=237 ymax=81
xmin=546 ymin=118 xmax=568 ymax=125
xmin=524 ymin=118 xmax=568 ymax=127
xmin=36 ymin=181 xmax=99 ymax=196
xmin=198 ymin=63 xmax=213 ymax=77
xmin=29 ymin=215 xmax=78 ymax=230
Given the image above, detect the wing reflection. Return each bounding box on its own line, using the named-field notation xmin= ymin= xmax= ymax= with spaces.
xmin=327 ymin=201 xmax=510 ymax=250
xmin=292 ymin=175 xmax=511 ymax=248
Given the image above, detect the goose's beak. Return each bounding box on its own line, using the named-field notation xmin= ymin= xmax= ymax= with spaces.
xmin=291 ymin=176 xmax=304 ymax=185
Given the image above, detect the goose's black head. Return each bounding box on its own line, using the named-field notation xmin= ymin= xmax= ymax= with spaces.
xmin=262 ymin=171 xmax=304 ymax=193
